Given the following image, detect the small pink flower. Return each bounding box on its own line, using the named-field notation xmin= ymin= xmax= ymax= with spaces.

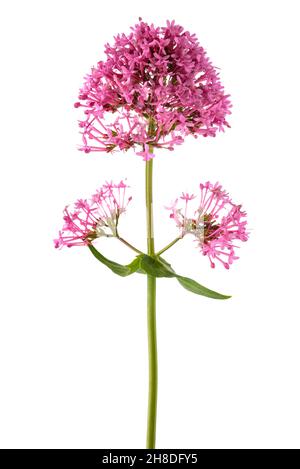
xmin=54 ymin=181 xmax=131 ymax=249
xmin=136 ymin=144 xmax=154 ymax=161
xmin=75 ymin=19 xmax=231 ymax=159
xmin=166 ymin=182 xmax=248 ymax=269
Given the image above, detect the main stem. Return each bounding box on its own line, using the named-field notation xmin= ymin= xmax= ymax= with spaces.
xmin=145 ymin=151 xmax=157 ymax=449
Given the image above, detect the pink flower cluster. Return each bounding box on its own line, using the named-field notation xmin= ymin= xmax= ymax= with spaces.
xmin=75 ymin=19 xmax=231 ymax=160
xmin=167 ymin=182 xmax=248 ymax=269
xmin=54 ymin=181 xmax=131 ymax=248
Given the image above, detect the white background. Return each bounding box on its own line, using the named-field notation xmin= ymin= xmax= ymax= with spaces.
xmin=1 ymin=0 xmax=300 ymax=449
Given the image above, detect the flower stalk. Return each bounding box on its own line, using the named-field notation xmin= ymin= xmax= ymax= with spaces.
xmin=145 ymin=147 xmax=157 ymax=449
xmin=117 ymin=237 xmax=143 ymax=254
xmin=156 ymin=237 xmax=181 ymax=256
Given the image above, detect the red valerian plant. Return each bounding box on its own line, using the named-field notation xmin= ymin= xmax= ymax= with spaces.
xmin=55 ymin=19 xmax=248 ymax=449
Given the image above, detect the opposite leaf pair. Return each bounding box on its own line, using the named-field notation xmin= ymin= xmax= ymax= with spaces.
xmin=88 ymin=244 xmax=231 ymax=300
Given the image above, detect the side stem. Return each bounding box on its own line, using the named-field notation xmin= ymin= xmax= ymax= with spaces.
xmin=156 ymin=237 xmax=181 ymax=256
xmin=145 ymin=151 xmax=157 ymax=449
xmin=117 ymin=236 xmax=143 ymax=255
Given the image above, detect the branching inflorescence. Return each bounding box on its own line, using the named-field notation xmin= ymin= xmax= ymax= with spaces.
xmin=54 ymin=181 xmax=132 ymax=248
xmin=167 ymin=182 xmax=249 ymax=269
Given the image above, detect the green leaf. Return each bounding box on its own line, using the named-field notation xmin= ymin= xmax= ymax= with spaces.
xmin=161 ymin=256 xmax=230 ymax=299
xmin=140 ymin=255 xmax=174 ymax=278
xmin=142 ymin=255 xmax=231 ymax=300
xmin=175 ymin=276 xmax=230 ymax=300
xmin=88 ymin=244 xmax=142 ymax=277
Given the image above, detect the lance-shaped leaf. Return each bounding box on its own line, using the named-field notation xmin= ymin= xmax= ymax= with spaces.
xmin=139 ymin=255 xmax=174 ymax=278
xmin=141 ymin=255 xmax=231 ymax=300
xmin=88 ymin=244 xmax=142 ymax=277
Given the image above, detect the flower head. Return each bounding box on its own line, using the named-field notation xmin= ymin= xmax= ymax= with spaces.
xmin=54 ymin=181 xmax=131 ymax=248
xmin=167 ymin=182 xmax=248 ymax=269
xmin=75 ymin=19 xmax=231 ymax=159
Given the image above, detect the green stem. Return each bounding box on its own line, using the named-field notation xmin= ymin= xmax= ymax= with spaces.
xmin=117 ymin=236 xmax=143 ymax=255
xmin=145 ymin=150 xmax=157 ymax=449
xmin=156 ymin=237 xmax=181 ymax=256
xmin=146 ymin=158 xmax=155 ymax=256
